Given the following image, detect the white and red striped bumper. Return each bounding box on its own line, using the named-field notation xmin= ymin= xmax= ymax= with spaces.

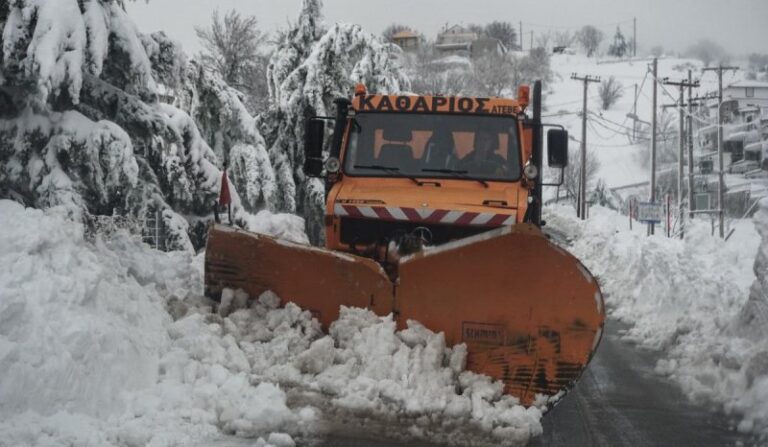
xmin=333 ymin=203 xmax=516 ymax=227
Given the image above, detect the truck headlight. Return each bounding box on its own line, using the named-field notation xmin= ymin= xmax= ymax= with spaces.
xmin=524 ymin=163 xmax=538 ymax=180
xmin=325 ymin=157 xmax=341 ymax=173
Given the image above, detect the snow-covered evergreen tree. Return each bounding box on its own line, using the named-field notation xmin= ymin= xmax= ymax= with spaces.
xmin=175 ymin=58 xmax=276 ymax=211
xmin=0 ymin=0 xmax=276 ymax=250
xmin=262 ymin=0 xmax=410 ymax=243
xmin=608 ymin=26 xmax=628 ymax=58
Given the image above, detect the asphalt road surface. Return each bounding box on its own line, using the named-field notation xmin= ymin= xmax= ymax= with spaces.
xmin=529 ymin=321 xmax=759 ymax=447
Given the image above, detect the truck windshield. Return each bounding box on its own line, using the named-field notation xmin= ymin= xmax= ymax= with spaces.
xmin=343 ymin=113 xmax=522 ymax=182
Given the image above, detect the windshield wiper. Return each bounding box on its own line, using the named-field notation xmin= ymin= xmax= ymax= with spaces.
xmin=421 ymin=168 xmax=489 ymax=188
xmin=354 ymin=165 xmax=421 ymax=185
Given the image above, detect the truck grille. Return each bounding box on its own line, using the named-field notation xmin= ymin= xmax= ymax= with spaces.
xmin=340 ymin=217 xmax=491 ymax=246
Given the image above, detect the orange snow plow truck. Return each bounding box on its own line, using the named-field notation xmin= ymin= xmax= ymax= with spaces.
xmin=205 ymin=81 xmax=605 ymax=406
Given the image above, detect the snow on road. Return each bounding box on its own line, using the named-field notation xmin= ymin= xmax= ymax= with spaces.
xmin=545 ymin=203 xmax=767 ymax=439
xmin=0 ymin=200 xmax=541 ymax=447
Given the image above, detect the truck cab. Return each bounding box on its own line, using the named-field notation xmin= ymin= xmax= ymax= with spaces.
xmin=305 ymin=83 xmax=568 ymax=267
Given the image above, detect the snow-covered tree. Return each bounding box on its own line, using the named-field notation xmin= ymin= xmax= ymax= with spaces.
xmin=194 ymin=9 xmax=269 ymax=113
xmin=175 ymin=58 xmax=277 ymax=211
xmin=598 ymin=76 xmax=623 ymax=110
xmin=562 ymin=148 xmax=601 ymax=211
xmin=472 ymin=53 xmax=515 ymax=97
xmin=262 ymin=0 xmax=409 ymax=243
xmin=608 ymin=27 xmax=628 ymax=58
xmin=554 ymin=31 xmax=574 ymax=48
xmin=265 ymin=0 xmax=324 ymax=106
xmin=686 ymin=39 xmax=730 ymax=67
xmin=0 ymin=0 xmax=274 ymax=250
xmin=408 ymin=46 xmax=472 ymax=96
xmin=576 ymin=25 xmax=604 ymax=57
xmin=483 ymin=21 xmax=517 ymax=50
xmin=515 ymin=47 xmax=552 ymax=86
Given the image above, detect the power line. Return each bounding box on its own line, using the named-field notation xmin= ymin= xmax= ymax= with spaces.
xmin=638 ymin=83 xmax=711 ymax=126
xmin=521 ymin=19 xmax=634 ymax=31
xmin=589 ymin=111 xmax=651 ymax=135
xmin=647 ymin=70 xmax=712 ymax=125
xmin=542 ymin=110 xmax=580 ymax=118
xmin=547 ymin=84 xmax=634 ymax=109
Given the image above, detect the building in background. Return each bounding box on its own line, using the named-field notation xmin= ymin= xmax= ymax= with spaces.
xmin=435 ymin=24 xmax=475 ymax=56
xmin=391 ymin=30 xmax=420 ymax=52
xmin=435 ymin=24 xmax=505 ymax=59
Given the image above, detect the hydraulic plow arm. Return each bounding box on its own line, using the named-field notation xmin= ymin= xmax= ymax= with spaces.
xmin=205 ymin=224 xmax=605 ymax=406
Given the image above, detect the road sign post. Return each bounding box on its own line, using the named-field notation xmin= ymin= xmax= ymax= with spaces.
xmin=637 ymin=201 xmax=663 ymax=225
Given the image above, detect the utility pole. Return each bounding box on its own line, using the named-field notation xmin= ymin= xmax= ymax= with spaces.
xmin=632 ymin=83 xmax=638 ymax=140
xmin=663 ymin=77 xmax=700 ymax=239
xmin=530 ymin=31 xmax=534 ymax=51
xmin=571 ymin=73 xmax=601 ymax=220
xmin=702 ymin=64 xmax=739 ymax=238
xmin=633 ymin=17 xmax=637 ymax=57
xmin=649 ymin=58 xmax=658 ymax=235
xmin=520 ymin=22 xmax=523 ymax=50
xmin=687 ymin=70 xmax=695 ymax=219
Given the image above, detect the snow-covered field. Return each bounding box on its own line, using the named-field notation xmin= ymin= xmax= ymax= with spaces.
xmin=0 ymin=200 xmax=542 ymax=447
xmin=545 ymin=202 xmax=767 ymax=437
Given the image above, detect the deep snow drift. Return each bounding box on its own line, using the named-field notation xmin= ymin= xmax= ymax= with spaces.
xmin=545 ymin=203 xmax=767 ymax=437
xmin=0 ymin=200 xmax=542 ymax=447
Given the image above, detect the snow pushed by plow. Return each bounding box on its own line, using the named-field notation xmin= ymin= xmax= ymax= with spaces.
xmin=0 ymin=200 xmax=541 ymax=447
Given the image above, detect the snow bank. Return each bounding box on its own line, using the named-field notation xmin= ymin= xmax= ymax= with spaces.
xmin=0 ymin=200 xmax=171 ymax=419
xmin=0 ymin=200 xmax=541 ymax=446
xmin=237 ymin=303 xmax=542 ymax=445
xmin=546 ymin=204 xmax=767 ymax=436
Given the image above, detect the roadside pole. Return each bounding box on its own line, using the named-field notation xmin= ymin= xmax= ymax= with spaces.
xmin=702 ymin=64 xmax=739 ymax=238
xmin=571 ymin=73 xmax=601 ymax=220
xmin=633 ymin=83 xmax=638 ymax=141
xmin=663 ymin=77 xmax=700 ymax=239
xmin=687 ymin=70 xmax=695 ymax=219
xmin=649 ymin=58 xmax=658 ymax=235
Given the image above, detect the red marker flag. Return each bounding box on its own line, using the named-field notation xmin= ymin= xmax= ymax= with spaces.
xmin=218 ymin=170 xmax=231 ymax=207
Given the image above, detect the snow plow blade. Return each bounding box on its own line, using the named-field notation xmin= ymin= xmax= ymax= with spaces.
xmin=397 ymin=224 xmax=605 ymax=405
xmin=205 ymin=223 xmax=604 ymax=406
xmin=205 ymin=224 xmax=393 ymax=328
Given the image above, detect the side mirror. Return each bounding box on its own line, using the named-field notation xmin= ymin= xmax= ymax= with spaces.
xmin=304 ymin=118 xmax=325 ymax=177
xmin=547 ymin=129 xmax=569 ymax=168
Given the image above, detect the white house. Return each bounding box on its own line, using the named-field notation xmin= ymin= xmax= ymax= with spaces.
xmin=722 ymin=80 xmax=768 ymax=120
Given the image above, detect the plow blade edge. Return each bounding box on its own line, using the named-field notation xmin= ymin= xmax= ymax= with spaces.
xmin=397 ymin=224 xmax=605 ymax=406
xmin=205 ymin=224 xmax=393 ymax=328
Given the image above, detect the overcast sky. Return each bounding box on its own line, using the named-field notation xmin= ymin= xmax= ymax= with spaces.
xmin=127 ymin=0 xmax=768 ymax=57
